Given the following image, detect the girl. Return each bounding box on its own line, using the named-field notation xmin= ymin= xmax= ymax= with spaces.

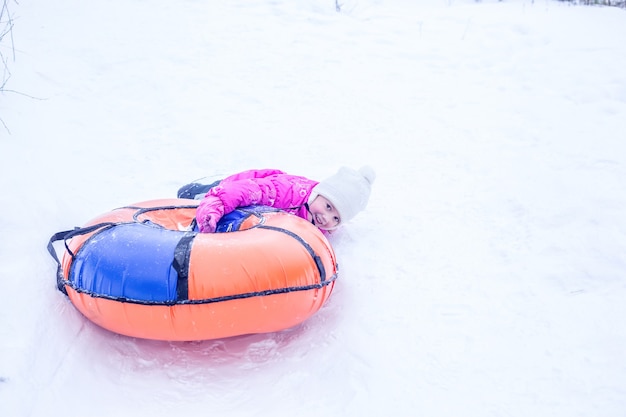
xmin=179 ymin=166 xmax=375 ymax=233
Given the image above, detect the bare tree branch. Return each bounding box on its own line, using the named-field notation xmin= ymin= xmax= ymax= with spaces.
xmin=0 ymin=0 xmax=17 ymax=134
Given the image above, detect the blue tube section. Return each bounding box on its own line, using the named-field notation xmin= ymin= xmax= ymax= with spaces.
xmin=70 ymin=223 xmax=184 ymax=302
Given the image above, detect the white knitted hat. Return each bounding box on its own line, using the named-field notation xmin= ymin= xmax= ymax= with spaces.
xmin=309 ymin=166 xmax=376 ymax=225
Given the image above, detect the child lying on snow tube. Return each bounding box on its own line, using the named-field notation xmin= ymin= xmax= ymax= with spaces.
xmin=177 ymin=167 xmax=375 ymax=234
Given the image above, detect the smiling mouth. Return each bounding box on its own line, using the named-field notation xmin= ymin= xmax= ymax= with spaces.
xmin=315 ymin=214 xmax=323 ymax=226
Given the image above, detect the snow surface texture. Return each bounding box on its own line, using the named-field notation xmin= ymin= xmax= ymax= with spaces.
xmin=2 ymin=0 xmax=626 ymax=416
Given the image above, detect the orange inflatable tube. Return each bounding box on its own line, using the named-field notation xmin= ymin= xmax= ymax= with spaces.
xmin=48 ymin=199 xmax=338 ymax=341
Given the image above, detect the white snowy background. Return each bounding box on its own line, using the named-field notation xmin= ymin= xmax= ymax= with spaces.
xmin=1 ymin=0 xmax=626 ymax=416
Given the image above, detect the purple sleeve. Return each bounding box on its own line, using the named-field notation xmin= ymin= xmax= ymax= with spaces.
xmin=195 ymin=169 xmax=285 ymax=232
xmin=195 ymin=170 xmax=318 ymax=233
xmin=195 ymin=195 xmax=226 ymax=232
xmin=195 ymin=177 xmax=279 ymax=232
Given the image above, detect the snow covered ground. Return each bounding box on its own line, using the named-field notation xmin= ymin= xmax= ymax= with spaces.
xmin=2 ymin=0 xmax=626 ymax=416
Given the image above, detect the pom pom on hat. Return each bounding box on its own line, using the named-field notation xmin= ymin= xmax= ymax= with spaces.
xmin=310 ymin=166 xmax=376 ymax=225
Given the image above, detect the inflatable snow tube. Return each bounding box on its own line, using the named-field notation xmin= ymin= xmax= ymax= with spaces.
xmin=48 ymin=199 xmax=338 ymax=341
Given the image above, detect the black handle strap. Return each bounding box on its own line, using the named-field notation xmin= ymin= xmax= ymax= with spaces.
xmin=47 ymin=222 xmax=117 ymax=295
xmin=257 ymin=225 xmax=328 ymax=282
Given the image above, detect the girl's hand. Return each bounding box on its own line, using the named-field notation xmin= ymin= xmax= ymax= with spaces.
xmin=198 ymin=214 xmax=218 ymax=233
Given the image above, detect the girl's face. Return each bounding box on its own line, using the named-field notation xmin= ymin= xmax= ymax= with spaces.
xmin=308 ymin=195 xmax=341 ymax=230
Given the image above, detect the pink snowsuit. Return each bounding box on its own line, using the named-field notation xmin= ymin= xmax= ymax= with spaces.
xmin=195 ymin=169 xmax=319 ymax=233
